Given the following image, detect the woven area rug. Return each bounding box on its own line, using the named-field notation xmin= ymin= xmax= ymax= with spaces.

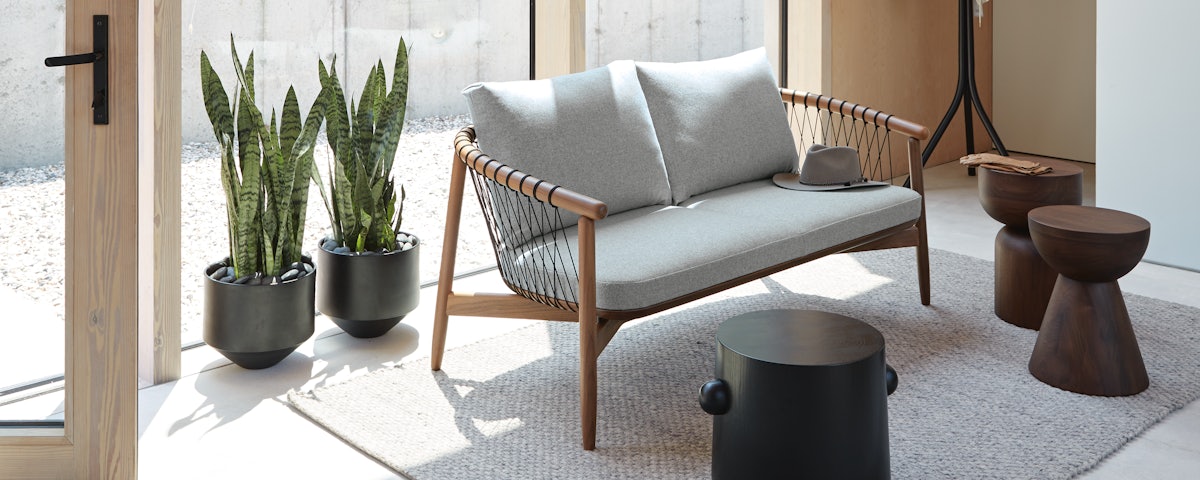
xmin=288 ymin=249 xmax=1200 ymax=479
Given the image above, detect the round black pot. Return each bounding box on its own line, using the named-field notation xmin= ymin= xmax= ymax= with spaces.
xmin=316 ymin=235 xmax=420 ymax=338
xmin=203 ymin=257 xmax=316 ymax=369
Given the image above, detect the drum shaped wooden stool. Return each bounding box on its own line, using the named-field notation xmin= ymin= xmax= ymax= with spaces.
xmin=1027 ymin=205 xmax=1151 ymax=396
xmin=978 ymin=159 xmax=1083 ymax=329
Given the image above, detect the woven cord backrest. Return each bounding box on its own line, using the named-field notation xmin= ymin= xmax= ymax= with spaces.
xmin=785 ymin=92 xmax=909 ymax=187
xmin=458 ymin=128 xmax=581 ymax=312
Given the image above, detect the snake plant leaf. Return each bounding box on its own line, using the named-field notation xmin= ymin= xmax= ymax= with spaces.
xmin=260 ymin=109 xmax=279 ymax=265
xmin=229 ymin=36 xmax=253 ymax=102
xmin=352 ymin=155 xmax=374 ymax=232
xmin=233 ymin=129 xmax=263 ymax=278
xmin=284 ymin=94 xmax=326 ymax=263
xmin=199 ymin=52 xmax=235 ymax=145
xmin=355 ymin=207 xmax=373 ymax=252
xmin=280 ymin=87 xmax=301 ymax=169
xmin=333 ymin=155 xmax=357 ymax=244
xmin=374 ymin=39 xmax=409 ymax=181
xmin=354 ymin=69 xmax=379 ymax=173
xmin=376 ymin=179 xmax=397 ymax=250
xmin=394 ymin=185 xmax=405 ymax=236
xmin=310 ymin=158 xmax=336 ymax=241
xmin=320 ymin=59 xmax=351 ymax=166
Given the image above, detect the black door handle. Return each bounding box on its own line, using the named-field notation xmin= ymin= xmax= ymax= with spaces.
xmin=44 ymin=15 xmax=108 ymax=125
xmin=45 ymin=52 xmax=104 ymax=67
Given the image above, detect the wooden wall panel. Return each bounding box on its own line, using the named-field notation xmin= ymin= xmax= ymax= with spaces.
xmin=830 ymin=0 xmax=994 ymax=168
xmin=534 ymin=0 xmax=586 ymax=78
xmin=137 ymin=0 xmax=181 ymax=386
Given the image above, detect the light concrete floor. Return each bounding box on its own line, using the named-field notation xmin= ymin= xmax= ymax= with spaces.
xmin=136 ymin=160 xmax=1200 ymax=479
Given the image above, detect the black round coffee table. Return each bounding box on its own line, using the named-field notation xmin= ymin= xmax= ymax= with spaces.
xmin=700 ymin=309 xmax=895 ymax=479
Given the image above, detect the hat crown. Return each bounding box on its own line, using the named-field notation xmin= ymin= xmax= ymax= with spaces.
xmin=799 ymin=145 xmax=865 ymax=186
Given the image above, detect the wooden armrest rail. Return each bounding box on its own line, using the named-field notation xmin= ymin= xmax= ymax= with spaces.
xmin=455 ymin=127 xmax=609 ymax=220
xmin=780 ymin=89 xmax=931 ymax=141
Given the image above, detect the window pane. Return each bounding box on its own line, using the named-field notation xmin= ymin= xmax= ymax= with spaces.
xmin=0 ymin=2 xmax=66 ymax=422
xmin=586 ymin=0 xmax=765 ymax=68
xmin=179 ymin=1 xmax=529 ymax=345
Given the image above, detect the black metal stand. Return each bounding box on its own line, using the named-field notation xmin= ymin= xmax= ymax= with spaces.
xmin=921 ymin=0 xmax=1007 ymax=175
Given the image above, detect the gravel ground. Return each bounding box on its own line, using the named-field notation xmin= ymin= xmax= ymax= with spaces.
xmin=0 ymin=115 xmax=496 ymax=342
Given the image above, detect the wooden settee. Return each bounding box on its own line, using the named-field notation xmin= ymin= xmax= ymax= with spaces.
xmin=432 ymin=49 xmax=930 ymax=450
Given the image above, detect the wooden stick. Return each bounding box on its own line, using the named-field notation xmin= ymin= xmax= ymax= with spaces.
xmin=577 ymin=217 xmax=598 ymax=450
xmin=446 ymin=292 xmax=579 ymax=322
xmin=455 ymin=127 xmax=608 ymax=220
xmin=780 ymin=89 xmax=930 ymax=141
xmin=908 ymin=137 xmax=932 ymax=305
xmin=431 ymin=147 xmax=468 ymax=371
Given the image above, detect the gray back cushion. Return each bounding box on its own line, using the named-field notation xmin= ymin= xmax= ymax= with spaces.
xmin=463 ymin=61 xmax=672 ymax=236
xmin=635 ymin=48 xmax=799 ymax=203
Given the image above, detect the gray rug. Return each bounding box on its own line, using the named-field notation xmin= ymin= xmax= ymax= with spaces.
xmin=288 ymin=249 xmax=1200 ymax=479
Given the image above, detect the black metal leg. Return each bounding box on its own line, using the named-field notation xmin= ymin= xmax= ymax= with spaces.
xmin=964 ymin=6 xmax=1007 ymax=158
xmin=919 ymin=0 xmax=1006 ymax=177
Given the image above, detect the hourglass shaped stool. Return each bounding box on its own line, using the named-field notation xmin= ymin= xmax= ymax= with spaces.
xmin=1027 ymin=205 xmax=1151 ymax=396
xmin=978 ymin=158 xmax=1083 ymax=330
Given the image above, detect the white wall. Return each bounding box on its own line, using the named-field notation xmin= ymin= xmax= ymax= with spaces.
xmin=994 ymin=0 xmax=1095 ymax=163
xmin=1097 ymin=0 xmax=1200 ymax=271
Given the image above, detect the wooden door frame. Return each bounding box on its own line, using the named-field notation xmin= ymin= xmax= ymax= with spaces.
xmin=0 ymin=0 xmax=139 ymax=477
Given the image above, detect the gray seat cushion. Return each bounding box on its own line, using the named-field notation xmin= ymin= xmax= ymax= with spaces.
xmin=635 ymin=48 xmax=799 ymax=204
xmin=463 ymin=60 xmax=672 ymax=240
xmin=513 ymin=181 xmax=922 ymax=311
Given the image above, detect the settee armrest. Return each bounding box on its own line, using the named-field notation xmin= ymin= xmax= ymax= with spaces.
xmin=779 ymin=89 xmax=929 ymax=198
xmin=455 ymin=126 xmax=609 ymax=221
xmin=781 ymin=89 xmax=930 ymax=141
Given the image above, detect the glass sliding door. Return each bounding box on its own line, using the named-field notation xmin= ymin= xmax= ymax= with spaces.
xmin=0 ymin=0 xmax=68 ymax=425
xmin=178 ymin=1 xmax=531 ymax=346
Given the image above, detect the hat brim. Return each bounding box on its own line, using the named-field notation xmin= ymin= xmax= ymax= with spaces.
xmin=772 ymin=173 xmax=889 ymax=191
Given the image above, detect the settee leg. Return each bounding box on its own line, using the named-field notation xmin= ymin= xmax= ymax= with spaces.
xmin=580 ymin=315 xmax=598 ymax=450
xmin=917 ymin=217 xmax=931 ymax=306
xmin=433 ymin=149 xmax=468 ymax=371
xmin=578 ymin=217 xmax=599 ymax=450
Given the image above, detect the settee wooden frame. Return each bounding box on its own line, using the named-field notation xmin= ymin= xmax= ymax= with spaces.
xmin=432 ymin=89 xmax=932 ymax=450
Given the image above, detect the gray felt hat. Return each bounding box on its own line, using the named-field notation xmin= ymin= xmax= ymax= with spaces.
xmin=772 ymin=144 xmax=887 ymax=191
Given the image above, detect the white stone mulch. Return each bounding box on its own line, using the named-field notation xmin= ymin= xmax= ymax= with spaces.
xmin=0 ymin=115 xmax=496 ymax=341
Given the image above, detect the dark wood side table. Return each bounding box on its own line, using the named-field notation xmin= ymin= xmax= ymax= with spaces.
xmin=699 ymin=310 xmax=896 ymax=479
xmin=1027 ymin=205 xmax=1151 ymax=396
xmin=978 ymin=158 xmax=1083 ymax=329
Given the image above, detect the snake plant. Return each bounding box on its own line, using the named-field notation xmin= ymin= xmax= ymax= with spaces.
xmin=200 ymin=37 xmax=325 ymax=278
xmin=311 ymin=39 xmax=409 ymax=253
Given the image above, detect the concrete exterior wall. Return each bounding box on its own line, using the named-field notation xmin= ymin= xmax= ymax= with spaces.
xmin=3 ymin=0 xmax=763 ymax=169
xmin=182 ymin=0 xmax=530 ymax=145
xmin=1 ymin=2 xmax=66 ymax=168
xmin=585 ymin=0 xmax=764 ymax=68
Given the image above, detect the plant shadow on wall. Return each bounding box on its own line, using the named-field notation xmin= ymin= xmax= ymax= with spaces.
xmin=199 ymin=36 xmax=325 ymax=370
xmin=310 ymin=38 xmax=422 ymax=340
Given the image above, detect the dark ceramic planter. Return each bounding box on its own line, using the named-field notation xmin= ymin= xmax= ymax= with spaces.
xmin=316 ymin=235 xmax=420 ymax=338
xmin=203 ymin=257 xmax=316 ymax=369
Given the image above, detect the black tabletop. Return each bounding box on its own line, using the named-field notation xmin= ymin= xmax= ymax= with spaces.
xmin=717 ymin=309 xmax=884 ymax=366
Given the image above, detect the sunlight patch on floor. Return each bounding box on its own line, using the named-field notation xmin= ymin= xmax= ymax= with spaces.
xmin=768 ymin=254 xmax=895 ymax=300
